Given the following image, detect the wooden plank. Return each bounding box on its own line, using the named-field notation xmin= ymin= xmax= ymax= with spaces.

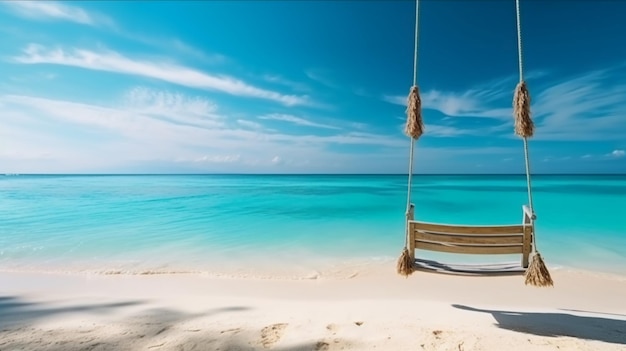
xmin=415 ymin=231 xmax=523 ymax=245
xmin=411 ymin=221 xmax=524 ymax=235
xmin=415 ymin=240 xmax=524 ymax=255
xmin=522 ymin=225 xmax=532 ymax=268
xmin=414 ymin=259 xmax=526 ymax=276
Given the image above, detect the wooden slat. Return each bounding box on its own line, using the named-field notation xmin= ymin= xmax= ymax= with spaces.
xmin=415 ymin=259 xmax=526 ymax=275
xmin=410 ymin=221 xmax=524 ymax=235
xmin=522 ymin=225 xmax=532 ymax=268
xmin=415 ymin=231 xmax=523 ymax=245
xmin=415 ymin=240 xmax=524 ymax=255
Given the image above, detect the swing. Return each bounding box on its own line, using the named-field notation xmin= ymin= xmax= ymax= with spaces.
xmin=396 ymin=0 xmax=553 ymax=287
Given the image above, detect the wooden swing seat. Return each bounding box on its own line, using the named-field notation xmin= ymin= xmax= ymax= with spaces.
xmin=406 ymin=205 xmax=534 ymax=274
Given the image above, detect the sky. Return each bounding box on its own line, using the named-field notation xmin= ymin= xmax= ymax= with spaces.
xmin=0 ymin=0 xmax=625 ymax=174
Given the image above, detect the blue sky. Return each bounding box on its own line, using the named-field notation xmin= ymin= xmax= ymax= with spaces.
xmin=0 ymin=0 xmax=625 ymax=174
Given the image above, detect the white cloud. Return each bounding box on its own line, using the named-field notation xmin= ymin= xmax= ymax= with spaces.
xmin=124 ymin=34 xmax=227 ymax=64
xmin=531 ymin=65 xmax=626 ymax=141
xmin=423 ymin=90 xmax=511 ymax=118
xmin=2 ymin=1 xmax=113 ymax=27
xmin=577 ymin=150 xmax=626 ymax=161
xmin=0 ymin=93 xmax=411 ymax=173
xmin=2 ymin=2 xmax=226 ymax=65
xmin=169 ymin=39 xmax=227 ymax=63
xmin=14 ymin=44 xmax=310 ymax=106
xmin=350 ymin=122 xmax=369 ymax=130
xmin=192 ymin=155 xmax=241 ymax=163
xmin=425 ymin=124 xmax=475 ymax=137
xmin=262 ymin=74 xmax=309 ymax=92
xmin=271 ymin=156 xmax=282 ymax=165
xmin=384 ymin=89 xmax=510 ymax=119
xmin=305 ymin=68 xmax=340 ymax=89
xmin=123 ymin=87 xmax=224 ymax=128
xmin=258 ymin=113 xmax=340 ymax=130
xmin=383 ymin=75 xmax=517 ymax=119
xmin=0 ymin=92 xmax=526 ymax=173
xmin=394 ymin=120 xmax=474 ymax=138
xmin=237 ymin=119 xmax=264 ymax=130
xmin=385 ymin=65 xmax=626 ymax=141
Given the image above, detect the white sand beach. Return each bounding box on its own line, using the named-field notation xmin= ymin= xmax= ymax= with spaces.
xmin=1 ymin=263 xmax=625 ymax=351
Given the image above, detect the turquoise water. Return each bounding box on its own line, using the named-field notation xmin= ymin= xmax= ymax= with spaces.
xmin=1 ymin=174 xmax=625 ymax=276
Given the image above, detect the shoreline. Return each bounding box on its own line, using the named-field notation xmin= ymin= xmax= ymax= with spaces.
xmin=2 ymin=254 xmax=626 ymax=281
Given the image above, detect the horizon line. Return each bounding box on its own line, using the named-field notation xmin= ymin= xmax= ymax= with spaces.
xmin=3 ymin=173 xmax=626 ymax=176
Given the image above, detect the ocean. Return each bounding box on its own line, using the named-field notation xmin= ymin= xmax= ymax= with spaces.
xmin=1 ymin=174 xmax=625 ymax=277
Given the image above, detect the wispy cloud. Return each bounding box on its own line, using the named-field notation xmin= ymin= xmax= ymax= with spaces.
xmin=393 ymin=119 xmax=475 ymax=138
xmin=350 ymin=122 xmax=369 ymax=131
xmin=383 ymin=76 xmax=517 ymax=119
xmin=305 ymin=68 xmax=340 ymax=90
xmin=425 ymin=124 xmax=476 ymax=137
xmin=190 ymin=154 xmax=241 ymax=163
xmin=262 ymin=74 xmax=309 ymax=92
xmin=126 ymin=35 xmax=228 ymax=64
xmin=122 ymin=87 xmax=224 ymax=128
xmin=578 ymin=149 xmax=626 ymax=161
xmin=384 ymin=88 xmax=512 ymax=119
xmin=1 ymin=1 xmax=113 ymax=27
xmin=2 ymin=1 xmax=226 ymax=65
xmin=258 ymin=113 xmax=340 ymax=130
xmin=531 ymin=65 xmax=626 ymax=141
xmin=383 ymin=71 xmax=552 ymax=120
xmin=237 ymin=119 xmax=264 ymax=130
xmin=385 ymin=65 xmax=626 ymax=142
xmin=271 ymin=156 xmax=283 ymax=165
xmin=0 ymin=92 xmax=411 ymax=173
xmin=169 ymin=39 xmax=227 ymax=63
xmin=13 ymin=44 xmax=310 ymax=106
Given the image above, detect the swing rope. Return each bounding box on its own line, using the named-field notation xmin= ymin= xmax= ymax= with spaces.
xmin=513 ymin=0 xmax=553 ymax=287
xmin=515 ymin=0 xmax=534 ymax=228
xmin=397 ymin=0 xmax=422 ymax=277
xmin=405 ymin=0 xmax=420 ymax=229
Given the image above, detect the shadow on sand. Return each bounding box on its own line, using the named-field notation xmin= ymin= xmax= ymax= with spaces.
xmin=452 ymin=304 xmax=626 ymax=345
xmin=0 ymin=295 xmax=354 ymax=350
xmin=0 ymin=295 xmax=145 ymax=326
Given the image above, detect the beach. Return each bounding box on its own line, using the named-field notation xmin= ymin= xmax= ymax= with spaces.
xmin=1 ymin=264 xmax=625 ymax=351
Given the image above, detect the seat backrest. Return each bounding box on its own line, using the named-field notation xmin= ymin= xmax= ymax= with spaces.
xmin=408 ymin=221 xmax=532 ymax=267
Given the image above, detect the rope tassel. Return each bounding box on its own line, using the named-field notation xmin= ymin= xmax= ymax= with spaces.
xmin=405 ymin=86 xmax=424 ymax=139
xmin=513 ymin=81 xmax=534 ymax=138
xmin=525 ymin=252 xmax=553 ymax=287
xmin=397 ymin=205 xmax=416 ymax=277
xmin=397 ymin=247 xmax=414 ymax=277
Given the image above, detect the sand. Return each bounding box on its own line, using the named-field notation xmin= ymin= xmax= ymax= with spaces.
xmin=1 ymin=263 xmax=625 ymax=351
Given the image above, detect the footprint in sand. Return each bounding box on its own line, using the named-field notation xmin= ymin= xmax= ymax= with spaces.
xmin=260 ymin=323 xmax=288 ymax=349
xmin=326 ymin=323 xmax=338 ymax=335
xmin=314 ymin=341 xmax=330 ymax=351
xmin=219 ymin=327 xmax=242 ymax=335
